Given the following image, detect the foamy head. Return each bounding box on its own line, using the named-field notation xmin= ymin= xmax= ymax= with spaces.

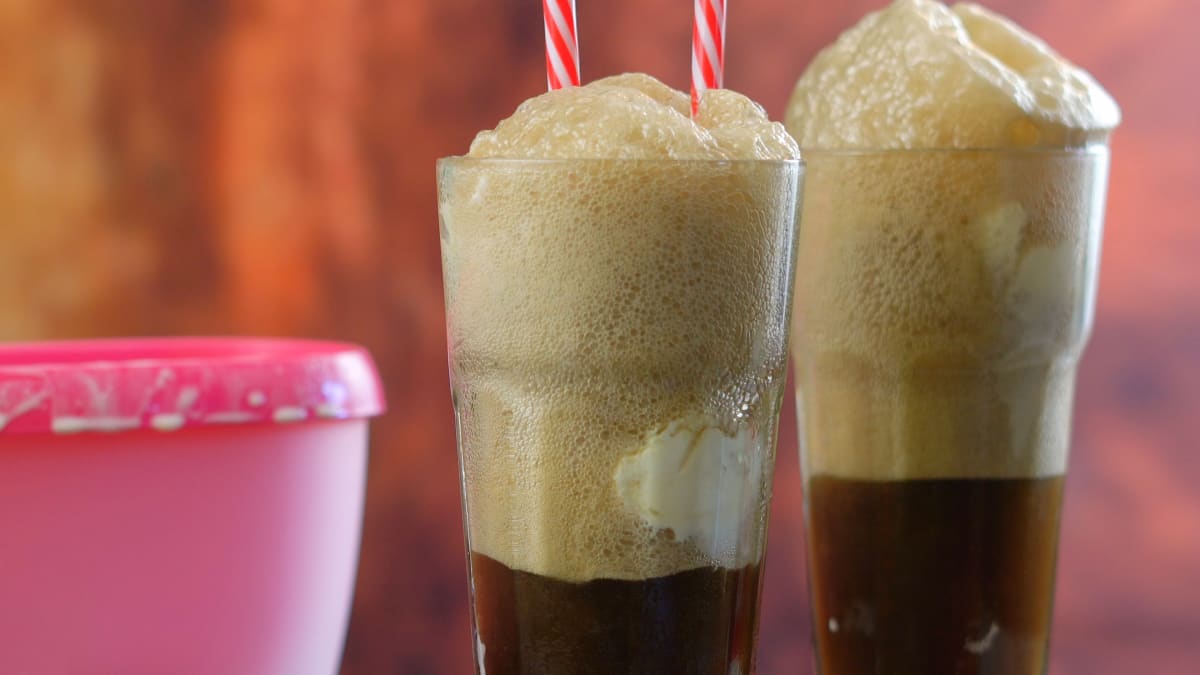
xmin=793 ymin=149 xmax=1108 ymax=482
xmin=785 ymin=0 xmax=1120 ymax=149
xmin=441 ymin=74 xmax=800 ymax=582
xmin=785 ymin=2 xmax=1118 ymax=482
xmin=470 ymin=73 xmax=798 ymax=160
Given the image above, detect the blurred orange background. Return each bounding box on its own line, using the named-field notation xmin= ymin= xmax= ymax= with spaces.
xmin=2 ymin=1 xmax=1197 ymax=673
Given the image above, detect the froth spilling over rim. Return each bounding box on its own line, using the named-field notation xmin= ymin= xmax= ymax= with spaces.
xmin=786 ymin=0 xmax=1120 ymax=150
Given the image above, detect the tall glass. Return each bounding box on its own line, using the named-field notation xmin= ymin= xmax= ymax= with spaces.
xmin=792 ymin=148 xmax=1110 ymax=675
xmin=438 ymin=157 xmax=802 ymax=674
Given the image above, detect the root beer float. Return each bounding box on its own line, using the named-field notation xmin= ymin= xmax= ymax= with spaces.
xmin=784 ymin=2 xmax=1120 ymax=674
xmin=439 ymin=73 xmax=801 ymax=674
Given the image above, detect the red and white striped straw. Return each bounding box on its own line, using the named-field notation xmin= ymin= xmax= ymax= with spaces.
xmin=691 ymin=0 xmax=727 ymax=116
xmin=544 ymin=0 xmax=580 ymax=91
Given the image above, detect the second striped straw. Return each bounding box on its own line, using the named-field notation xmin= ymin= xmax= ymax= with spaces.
xmin=544 ymin=0 xmax=580 ymax=91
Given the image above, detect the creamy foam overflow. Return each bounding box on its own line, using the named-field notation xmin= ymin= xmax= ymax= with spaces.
xmin=785 ymin=0 xmax=1120 ymax=149
xmin=470 ymin=73 xmax=797 ymax=160
xmin=442 ymin=74 xmax=798 ymax=582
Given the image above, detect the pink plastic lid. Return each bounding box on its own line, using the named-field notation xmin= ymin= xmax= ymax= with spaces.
xmin=0 ymin=338 xmax=385 ymax=435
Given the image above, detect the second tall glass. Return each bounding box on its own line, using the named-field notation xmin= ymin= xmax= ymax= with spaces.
xmin=792 ymin=148 xmax=1110 ymax=675
xmin=438 ymin=157 xmax=802 ymax=675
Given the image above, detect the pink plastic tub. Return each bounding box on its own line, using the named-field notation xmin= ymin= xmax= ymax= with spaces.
xmin=0 ymin=338 xmax=385 ymax=675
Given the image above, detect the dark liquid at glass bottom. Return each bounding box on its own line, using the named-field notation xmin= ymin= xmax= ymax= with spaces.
xmin=806 ymin=475 xmax=1065 ymax=675
xmin=469 ymin=552 xmax=761 ymax=675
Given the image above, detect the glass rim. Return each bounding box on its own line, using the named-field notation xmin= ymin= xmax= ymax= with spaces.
xmin=797 ymin=145 xmax=1109 ymax=158
xmin=437 ymin=156 xmax=804 ymax=168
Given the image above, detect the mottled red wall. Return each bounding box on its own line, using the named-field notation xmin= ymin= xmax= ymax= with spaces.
xmin=0 ymin=1 xmax=1196 ymax=673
